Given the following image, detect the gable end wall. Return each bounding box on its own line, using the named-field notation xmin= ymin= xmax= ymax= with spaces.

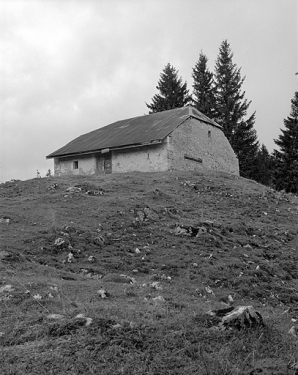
xmin=168 ymin=118 xmax=239 ymax=175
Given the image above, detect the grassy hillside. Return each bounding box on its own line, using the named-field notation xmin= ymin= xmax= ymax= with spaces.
xmin=1 ymin=170 xmax=298 ymax=374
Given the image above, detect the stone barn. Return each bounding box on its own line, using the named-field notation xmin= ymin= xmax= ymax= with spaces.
xmin=46 ymin=105 xmax=239 ymax=176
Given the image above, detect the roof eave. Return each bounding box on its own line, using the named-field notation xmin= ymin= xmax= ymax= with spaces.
xmin=189 ymin=114 xmax=222 ymax=129
xmin=46 ymin=139 xmax=164 ymax=159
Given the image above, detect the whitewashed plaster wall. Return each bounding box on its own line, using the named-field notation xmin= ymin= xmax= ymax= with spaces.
xmin=54 ymin=154 xmax=97 ymax=176
xmin=112 ymin=143 xmax=168 ymax=173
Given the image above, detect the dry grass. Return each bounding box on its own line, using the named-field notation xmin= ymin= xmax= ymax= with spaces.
xmin=1 ymin=170 xmax=298 ymax=374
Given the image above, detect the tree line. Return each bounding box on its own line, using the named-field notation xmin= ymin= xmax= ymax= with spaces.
xmin=146 ymin=40 xmax=298 ymax=193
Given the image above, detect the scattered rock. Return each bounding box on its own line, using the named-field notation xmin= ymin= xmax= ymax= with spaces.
xmin=150 ymin=281 xmax=163 ymax=290
xmin=219 ymin=294 xmax=234 ymax=305
xmin=66 ymin=187 xmax=81 ymax=193
xmin=75 ymin=313 xmax=93 ymax=326
xmin=205 ymin=286 xmax=215 ymax=295
xmin=67 ymin=252 xmax=74 ymax=263
xmin=33 ymin=294 xmax=42 ymax=300
xmin=47 ymin=314 xmax=65 ymax=320
xmin=87 ymin=255 xmax=96 ymax=262
xmin=174 ymin=224 xmax=207 ymax=237
xmin=54 ymin=238 xmax=66 ymax=249
xmin=97 ymin=287 xmax=110 ymax=298
xmin=134 ymin=206 xmax=159 ymax=222
xmin=244 ymin=244 xmax=253 ymax=249
xmin=85 ymin=317 xmax=93 ymax=326
xmin=85 ymin=190 xmax=104 ymax=196
xmin=174 ymin=226 xmax=188 ymax=236
xmin=93 ymin=235 xmax=105 ymax=246
xmin=0 ymin=284 xmax=15 ymax=293
xmin=135 ymin=210 xmax=145 ymax=222
xmin=150 ymin=273 xmax=172 ymax=282
xmin=152 ymin=295 xmax=165 ymax=302
xmin=288 ymin=326 xmax=298 ymax=337
xmin=48 ymin=183 xmax=58 ymax=190
xmin=207 ymin=305 xmax=263 ymax=331
xmin=119 ymin=274 xmax=136 ymax=284
xmin=0 ymin=217 xmax=11 ymax=224
xmin=143 ymin=207 xmax=159 ymax=221
xmin=61 ymin=275 xmax=76 ymax=281
xmin=80 ymin=269 xmax=102 ymax=279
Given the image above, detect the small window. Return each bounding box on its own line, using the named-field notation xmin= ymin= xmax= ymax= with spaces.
xmin=184 ymin=154 xmax=202 ymax=163
xmin=208 ymin=130 xmax=211 ymax=138
xmin=73 ymin=161 xmax=78 ymax=169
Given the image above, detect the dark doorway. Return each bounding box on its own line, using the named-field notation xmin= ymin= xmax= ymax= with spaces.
xmin=103 ymin=152 xmax=112 ymax=174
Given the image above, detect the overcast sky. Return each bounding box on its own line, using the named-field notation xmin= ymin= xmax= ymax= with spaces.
xmin=0 ymin=0 xmax=297 ymax=182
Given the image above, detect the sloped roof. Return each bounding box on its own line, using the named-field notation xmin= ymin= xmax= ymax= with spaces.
xmin=46 ymin=105 xmax=221 ymax=159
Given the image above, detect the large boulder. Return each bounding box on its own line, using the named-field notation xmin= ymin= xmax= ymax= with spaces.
xmin=206 ymin=305 xmax=264 ymax=330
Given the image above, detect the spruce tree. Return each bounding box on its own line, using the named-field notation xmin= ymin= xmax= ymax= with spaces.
xmin=252 ymin=144 xmax=273 ymax=186
xmin=213 ymin=40 xmax=259 ymax=177
xmin=192 ymin=52 xmax=216 ymax=118
xmin=273 ymin=91 xmax=298 ymax=193
xmin=146 ymin=63 xmax=190 ymax=113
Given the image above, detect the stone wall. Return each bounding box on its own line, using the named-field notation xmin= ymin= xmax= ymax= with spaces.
xmin=168 ymin=118 xmax=239 ymax=175
xmin=112 ymin=143 xmax=168 ymax=173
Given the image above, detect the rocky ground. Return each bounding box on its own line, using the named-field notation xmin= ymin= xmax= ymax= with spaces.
xmin=1 ymin=170 xmax=298 ymax=374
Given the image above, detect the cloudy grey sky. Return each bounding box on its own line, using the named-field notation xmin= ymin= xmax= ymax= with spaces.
xmin=0 ymin=0 xmax=297 ymax=181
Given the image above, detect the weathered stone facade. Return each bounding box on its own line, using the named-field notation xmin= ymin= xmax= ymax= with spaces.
xmin=112 ymin=143 xmax=168 ymax=173
xmin=53 ymin=117 xmax=239 ymax=176
xmin=167 ymin=118 xmax=239 ymax=175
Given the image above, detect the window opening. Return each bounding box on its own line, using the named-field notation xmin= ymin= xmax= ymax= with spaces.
xmin=184 ymin=155 xmax=202 ymax=163
xmin=73 ymin=161 xmax=78 ymax=169
xmin=208 ymin=130 xmax=211 ymax=138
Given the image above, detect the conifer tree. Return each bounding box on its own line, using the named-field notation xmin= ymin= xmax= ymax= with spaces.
xmin=213 ymin=40 xmax=259 ymax=177
xmin=273 ymin=91 xmax=298 ymax=193
xmin=252 ymin=144 xmax=273 ymax=186
xmin=146 ymin=63 xmax=190 ymax=113
xmin=192 ymin=52 xmax=216 ymax=118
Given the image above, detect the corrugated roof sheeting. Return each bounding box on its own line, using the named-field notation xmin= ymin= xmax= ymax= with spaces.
xmin=46 ymin=105 xmax=221 ymax=158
